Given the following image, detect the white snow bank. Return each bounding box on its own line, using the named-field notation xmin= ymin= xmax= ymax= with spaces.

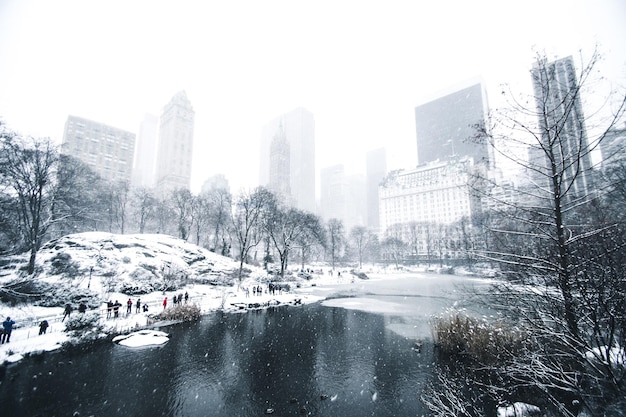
xmin=113 ymin=330 xmax=170 ymax=347
xmin=497 ymin=402 xmax=541 ymax=417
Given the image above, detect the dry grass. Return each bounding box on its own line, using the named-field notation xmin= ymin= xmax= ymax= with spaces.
xmin=432 ymin=313 xmax=530 ymax=364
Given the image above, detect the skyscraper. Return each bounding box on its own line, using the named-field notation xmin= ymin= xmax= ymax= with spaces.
xmin=414 ymin=79 xmax=491 ymax=167
xmin=131 ymin=113 xmax=159 ymax=188
xmin=530 ymin=55 xmax=593 ymax=199
xmin=155 ymin=91 xmax=195 ymax=195
xmin=61 ymin=115 xmax=135 ymax=183
xmin=366 ymin=148 xmax=387 ymax=231
xmin=260 ymin=107 xmax=315 ymax=213
xmin=269 ymin=121 xmax=291 ymax=204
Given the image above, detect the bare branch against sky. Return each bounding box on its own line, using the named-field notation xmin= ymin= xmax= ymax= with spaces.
xmin=0 ymin=0 xmax=624 ymax=193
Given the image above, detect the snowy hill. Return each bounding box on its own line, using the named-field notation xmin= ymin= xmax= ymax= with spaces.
xmin=0 ymin=232 xmax=265 ymax=307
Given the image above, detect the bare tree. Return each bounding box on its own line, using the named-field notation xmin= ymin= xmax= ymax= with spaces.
xmin=349 ymin=225 xmax=371 ymax=269
xmin=265 ymin=205 xmax=324 ymax=277
xmin=112 ymin=180 xmax=131 ymax=234
xmin=51 ymin=154 xmax=108 ymax=236
xmin=0 ymin=128 xmax=59 ymax=274
xmin=475 ymin=49 xmax=625 ymax=336
xmin=231 ymin=187 xmax=275 ymax=280
xmin=453 ymin=49 xmax=626 ymax=414
xmin=191 ymin=193 xmax=211 ymax=246
xmin=207 ymin=186 xmax=231 ymax=252
xmin=170 ymin=188 xmax=194 ymax=240
xmin=380 ymin=236 xmax=405 ymax=269
xmin=132 ymin=186 xmax=156 ymax=234
xmin=326 ymin=218 xmax=345 ymax=270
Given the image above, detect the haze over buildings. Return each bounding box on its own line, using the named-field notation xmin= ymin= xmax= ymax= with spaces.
xmin=61 ymin=115 xmax=135 ymax=184
xmin=365 ymin=148 xmax=387 ymax=231
xmin=260 ymin=107 xmax=316 ymax=213
xmin=154 ymin=91 xmax=195 ymax=195
xmin=132 ymin=113 xmax=159 ymax=188
xmin=414 ymin=79 xmax=492 ymax=168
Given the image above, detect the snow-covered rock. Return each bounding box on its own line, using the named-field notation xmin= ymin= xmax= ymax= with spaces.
xmin=0 ymin=232 xmax=266 ymax=306
xmin=113 ymin=330 xmax=170 ymax=347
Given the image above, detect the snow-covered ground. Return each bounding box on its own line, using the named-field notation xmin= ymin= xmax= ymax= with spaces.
xmin=0 ymin=233 xmax=332 ymax=363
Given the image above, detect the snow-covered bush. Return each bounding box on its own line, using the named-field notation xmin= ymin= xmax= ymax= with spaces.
xmin=64 ymin=311 xmax=101 ymax=332
xmin=64 ymin=311 xmax=106 ymax=343
xmin=155 ymin=303 xmax=201 ymax=322
xmin=49 ymin=252 xmax=81 ymax=278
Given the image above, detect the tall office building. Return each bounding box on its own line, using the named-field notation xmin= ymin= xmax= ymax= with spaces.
xmin=61 ymin=115 xmax=135 ymax=183
xmin=414 ymin=79 xmax=491 ymax=167
xmin=155 ymin=91 xmax=195 ymax=195
xmin=530 ymin=56 xmax=593 ymax=199
xmin=269 ymin=122 xmax=292 ymax=203
xmin=132 ymin=113 xmax=159 ymax=188
xmin=366 ymin=148 xmax=387 ymax=231
xmin=260 ymin=107 xmax=315 ymax=213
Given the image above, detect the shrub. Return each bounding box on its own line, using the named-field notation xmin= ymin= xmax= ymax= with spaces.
xmin=64 ymin=311 xmax=105 ymax=343
xmin=64 ymin=311 xmax=101 ymax=332
xmin=432 ymin=312 xmax=530 ymax=364
xmin=49 ymin=252 xmax=81 ymax=278
xmin=155 ymin=303 xmax=201 ymax=322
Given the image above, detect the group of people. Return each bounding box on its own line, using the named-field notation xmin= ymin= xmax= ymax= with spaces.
xmin=61 ymin=301 xmax=89 ymax=321
xmin=106 ymin=299 xmax=148 ymax=318
xmin=1 ymin=316 xmax=48 ymax=343
xmin=166 ymin=292 xmax=189 ymax=308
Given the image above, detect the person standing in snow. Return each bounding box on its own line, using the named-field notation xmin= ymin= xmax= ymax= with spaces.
xmin=126 ymin=298 xmax=132 ymax=314
xmin=184 ymin=292 xmax=189 ymax=303
xmin=136 ymin=298 xmax=141 ymax=313
xmin=39 ymin=319 xmax=49 ymax=335
xmin=107 ymin=300 xmax=113 ymax=319
xmin=113 ymin=300 xmax=120 ymax=318
xmin=1 ymin=317 xmax=16 ymax=343
xmin=163 ymin=297 xmax=167 ymax=309
xmin=62 ymin=304 xmax=72 ymax=321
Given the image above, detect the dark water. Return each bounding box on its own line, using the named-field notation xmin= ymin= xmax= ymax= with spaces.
xmin=0 ymin=304 xmax=437 ymax=417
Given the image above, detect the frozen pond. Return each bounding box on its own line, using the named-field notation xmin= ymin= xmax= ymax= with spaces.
xmin=0 ymin=273 xmax=494 ymax=416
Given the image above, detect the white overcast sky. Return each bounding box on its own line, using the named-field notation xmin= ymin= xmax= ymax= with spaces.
xmin=0 ymin=0 xmax=624 ymax=194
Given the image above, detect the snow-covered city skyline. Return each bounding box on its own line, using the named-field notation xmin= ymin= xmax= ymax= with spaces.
xmin=0 ymin=0 xmax=624 ymax=194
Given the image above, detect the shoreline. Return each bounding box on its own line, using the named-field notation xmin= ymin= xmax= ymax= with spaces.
xmin=0 ymin=273 xmax=356 ymax=365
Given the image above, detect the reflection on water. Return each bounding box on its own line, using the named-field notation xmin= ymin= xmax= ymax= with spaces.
xmin=0 ymin=305 xmax=433 ymax=416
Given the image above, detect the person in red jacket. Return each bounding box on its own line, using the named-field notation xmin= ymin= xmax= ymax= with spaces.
xmin=163 ymin=297 xmax=167 ymax=309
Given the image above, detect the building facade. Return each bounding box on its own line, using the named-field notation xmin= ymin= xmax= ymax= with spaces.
xmin=62 ymin=115 xmax=135 ymax=183
xmin=260 ymin=107 xmax=315 ymax=213
xmin=414 ymin=80 xmax=492 ymax=168
xmin=379 ymin=158 xmax=478 ymax=235
xmin=155 ymin=91 xmax=195 ymax=195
